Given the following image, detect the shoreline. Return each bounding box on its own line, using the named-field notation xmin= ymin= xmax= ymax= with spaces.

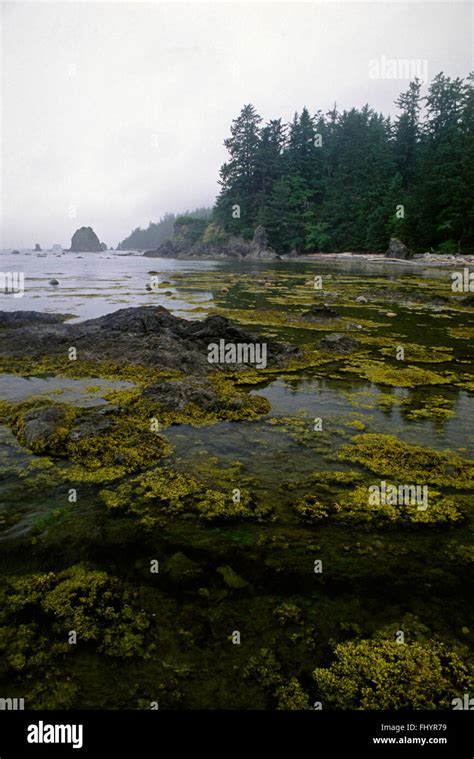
xmin=138 ymin=250 xmax=474 ymax=268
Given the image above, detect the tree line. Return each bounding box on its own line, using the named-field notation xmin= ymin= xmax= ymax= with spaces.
xmin=214 ymin=72 xmax=474 ymax=254
xmin=118 ymin=208 xmax=212 ymax=250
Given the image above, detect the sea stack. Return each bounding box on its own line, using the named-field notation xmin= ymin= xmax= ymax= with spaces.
xmin=34 ymin=243 xmax=42 ymax=251
xmin=70 ymin=227 xmax=102 ymax=252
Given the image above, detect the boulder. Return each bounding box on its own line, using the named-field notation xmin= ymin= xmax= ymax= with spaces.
xmin=48 ymin=278 xmax=59 ymax=286
xmin=319 ymin=333 xmax=360 ymax=354
xmin=21 ymin=405 xmax=71 ymax=451
xmin=385 ymin=238 xmax=412 ymax=260
xmin=301 ymin=304 xmax=338 ymax=321
xmin=100 ymin=242 xmax=107 ymax=251
xmin=70 ymin=226 xmax=102 ymax=252
xmin=34 ymin=243 xmax=42 ymax=251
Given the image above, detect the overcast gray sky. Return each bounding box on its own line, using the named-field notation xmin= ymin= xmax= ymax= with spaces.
xmin=1 ymin=0 xmax=472 ymax=248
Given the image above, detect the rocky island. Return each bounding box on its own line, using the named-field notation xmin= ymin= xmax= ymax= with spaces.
xmin=69 ymin=226 xmax=103 ymax=252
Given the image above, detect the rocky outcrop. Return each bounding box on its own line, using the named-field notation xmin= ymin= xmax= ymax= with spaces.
xmin=385 ymin=238 xmax=412 ymax=259
xmin=301 ymin=305 xmax=339 ymax=321
xmin=144 ymin=225 xmax=280 ymax=261
xmin=34 ymin=243 xmax=42 ymax=251
xmin=0 ymin=311 xmax=69 ymax=328
xmin=0 ymin=306 xmax=300 ymax=372
xmin=70 ymin=227 xmax=102 ymax=252
xmin=100 ymin=242 xmax=107 ymax=251
xmin=21 ymin=405 xmax=71 ymax=451
xmin=318 ymin=333 xmax=361 ymax=354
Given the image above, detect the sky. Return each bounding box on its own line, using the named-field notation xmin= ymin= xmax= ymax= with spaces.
xmin=1 ymin=0 xmax=472 ymax=248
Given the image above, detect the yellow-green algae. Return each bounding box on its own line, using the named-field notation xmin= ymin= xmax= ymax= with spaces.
xmin=338 ymin=434 xmax=474 ymax=489
xmin=294 ymin=486 xmax=463 ymax=526
xmin=313 ymin=617 xmax=473 ymax=709
xmin=100 ymin=466 xmax=273 ymax=526
xmin=0 ymin=565 xmax=156 ymax=708
xmin=340 ymin=361 xmax=453 ymax=387
xmin=4 ymin=398 xmax=169 ymax=475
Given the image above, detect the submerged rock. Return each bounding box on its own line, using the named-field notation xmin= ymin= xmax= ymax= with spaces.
xmin=166 ymin=553 xmax=203 ymax=584
xmin=217 ymin=565 xmax=249 ymax=589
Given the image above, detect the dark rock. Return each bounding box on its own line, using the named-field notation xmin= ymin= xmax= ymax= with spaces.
xmin=11 ymin=249 xmax=20 ymax=254
xmin=318 ymin=333 xmax=361 ymax=354
xmin=48 ymin=278 xmax=59 ymax=286
xmin=21 ymin=405 xmax=71 ymax=450
xmin=70 ymin=226 xmax=102 ymax=252
xmin=34 ymin=244 xmax=42 ymax=251
xmin=301 ymin=304 xmax=339 ymax=321
xmin=144 ymin=378 xmax=221 ymax=413
xmin=144 ymin=225 xmax=280 ymax=261
xmin=100 ymin=242 xmax=107 ymax=251
xmin=385 ymin=238 xmax=412 ymax=260
xmin=0 ymin=306 xmax=300 ymax=372
xmin=68 ymin=407 xmax=117 ymax=442
xmin=0 ymin=311 xmax=69 ymax=327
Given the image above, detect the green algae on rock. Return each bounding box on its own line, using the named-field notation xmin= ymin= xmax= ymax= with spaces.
xmin=5 ymin=399 xmax=169 ymax=475
xmin=338 ymin=434 xmax=474 ymax=489
xmin=100 ymin=466 xmax=273 ymax=526
xmin=313 ymin=632 xmax=473 ymax=709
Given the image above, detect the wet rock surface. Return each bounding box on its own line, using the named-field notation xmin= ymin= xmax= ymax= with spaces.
xmin=0 ymin=306 xmax=300 ymax=371
xmin=301 ymin=304 xmax=339 ymax=321
xmin=318 ymin=333 xmax=361 ymax=354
